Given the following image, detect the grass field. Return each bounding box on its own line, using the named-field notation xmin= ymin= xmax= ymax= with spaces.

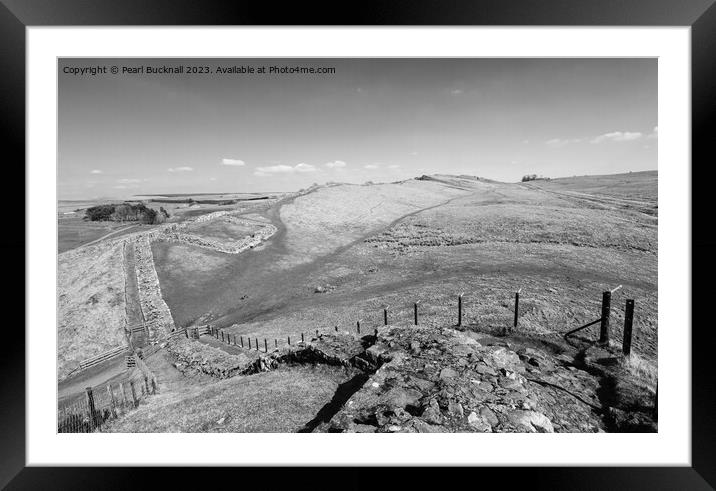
xmin=59 ymin=171 xmax=658 ymax=432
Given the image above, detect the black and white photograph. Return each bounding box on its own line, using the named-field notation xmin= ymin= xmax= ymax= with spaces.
xmin=55 ymin=57 xmax=659 ymax=435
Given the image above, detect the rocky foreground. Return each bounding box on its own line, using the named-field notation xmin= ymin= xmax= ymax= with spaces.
xmin=310 ymin=326 xmax=656 ymax=433
xmin=163 ymin=322 xmax=656 ymax=433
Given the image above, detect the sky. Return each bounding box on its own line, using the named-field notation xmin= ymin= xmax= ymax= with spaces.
xmin=58 ymin=58 xmax=657 ymax=200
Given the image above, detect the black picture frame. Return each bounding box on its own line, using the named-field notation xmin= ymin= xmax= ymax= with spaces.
xmin=4 ymin=0 xmax=714 ymax=488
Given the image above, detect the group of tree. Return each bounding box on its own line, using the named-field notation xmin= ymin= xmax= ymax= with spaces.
xmin=85 ymin=202 xmax=169 ymax=224
xmin=521 ymin=174 xmax=550 ymax=182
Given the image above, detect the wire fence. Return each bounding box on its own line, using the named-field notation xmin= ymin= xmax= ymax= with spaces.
xmin=58 ymin=352 xmax=159 ymax=433
xmin=185 ymin=286 xmax=638 ymax=357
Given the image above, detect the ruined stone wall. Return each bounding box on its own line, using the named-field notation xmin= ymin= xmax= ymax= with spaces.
xmin=133 ymin=237 xmax=174 ymax=344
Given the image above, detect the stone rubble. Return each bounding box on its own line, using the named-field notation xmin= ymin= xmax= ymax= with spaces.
xmin=321 ymin=326 xmax=611 ymax=433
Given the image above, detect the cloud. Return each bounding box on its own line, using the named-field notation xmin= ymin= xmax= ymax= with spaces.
xmin=113 ymin=185 xmax=127 ymax=189
xmin=590 ymin=131 xmax=643 ymax=144
xmin=117 ymin=178 xmax=142 ymax=184
xmin=221 ymin=158 xmax=245 ymax=166
xmin=545 ymin=138 xmax=571 ymax=148
xmin=450 ymin=89 xmax=464 ymax=95
xmin=388 ymin=164 xmax=400 ymax=169
xmin=364 ymin=164 xmax=380 ymax=169
xmin=254 ymin=163 xmax=317 ymax=177
xmin=647 ymin=126 xmax=658 ymax=139
xmin=90 ymin=169 xmax=102 ymax=174
xmin=209 ymin=177 xmax=217 ymax=181
xmin=167 ymin=166 xmax=194 ymax=172
xmin=295 ymin=163 xmax=317 ymax=173
xmin=410 ymin=151 xmax=419 ymax=156
xmin=325 ymin=160 xmax=347 ymax=168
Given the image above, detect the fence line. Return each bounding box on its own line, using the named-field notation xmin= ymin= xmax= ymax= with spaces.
xmin=187 ymin=286 xmax=639 ymax=360
xmin=59 ymin=348 xmax=160 ymax=433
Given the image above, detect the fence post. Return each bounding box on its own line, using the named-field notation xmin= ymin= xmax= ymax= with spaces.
xmin=513 ymin=289 xmax=521 ymax=330
xmin=288 ymin=336 xmax=291 ymax=345
xmin=458 ymin=293 xmax=464 ymax=327
xmin=599 ymin=291 xmax=611 ymax=344
xmin=301 ymin=332 xmax=305 ymax=343
xmin=118 ymin=381 xmax=127 ymax=408
xmin=414 ymin=301 xmax=420 ymax=326
xmin=255 ymin=338 xmax=259 ymax=351
xmin=623 ymin=299 xmax=635 ymax=356
xmin=384 ymin=308 xmax=388 ymax=326
xmin=356 ymin=321 xmax=360 ymax=334
xmin=334 ymin=325 xmax=338 ymax=332
xmin=85 ymin=387 xmax=98 ymax=429
xmin=265 ymin=339 xmax=268 ymax=352
xmin=316 ymin=329 xmax=319 ymax=338
xmin=106 ymin=385 xmax=117 ymax=419
xmin=240 ymin=336 xmax=244 ymax=348
xmin=129 ymin=380 xmax=138 ymax=408
xmin=275 ymin=339 xmax=278 ymax=348
xmin=247 ymin=337 xmax=251 ymax=349
xmin=151 ymin=376 xmax=158 ymax=394
xmin=143 ymin=375 xmax=150 ymax=395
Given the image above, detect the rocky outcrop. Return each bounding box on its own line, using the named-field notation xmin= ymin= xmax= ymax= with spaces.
xmin=321 ymin=326 xmax=612 ymax=433
xmin=166 ymin=337 xmax=257 ymax=379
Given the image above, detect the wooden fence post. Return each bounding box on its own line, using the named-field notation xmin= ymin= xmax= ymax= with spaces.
xmin=356 ymin=321 xmax=360 ymax=334
xmin=458 ymin=293 xmax=464 ymax=327
xmin=384 ymin=308 xmax=388 ymax=326
xmin=288 ymin=336 xmax=291 ymax=345
xmin=623 ymin=299 xmax=635 ymax=356
xmin=129 ymin=380 xmax=139 ymax=407
xmin=414 ymin=301 xmax=420 ymax=326
xmin=240 ymin=336 xmax=244 ymax=348
xmin=118 ymin=381 xmax=127 ymax=408
xmin=599 ymin=291 xmax=611 ymax=344
xmin=513 ymin=289 xmax=521 ymax=330
xmin=275 ymin=339 xmax=278 ymax=348
xmin=334 ymin=325 xmax=338 ymax=332
xmin=85 ymin=387 xmax=99 ymax=429
xmin=151 ymin=376 xmax=158 ymax=394
xmin=316 ymin=329 xmax=319 ymax=338
xmin=247 ymin=337 xmax=251 ymax=349
xmin=255 ymin=338 xmax=259 ymax=351
xmin=106 ymin=385 xmax=117 ymax=419
xmin=264 ymin=339 xmax=268 ymax=352
xmin=301 ymin=332 xmax=305 ymax=343
xmin=144 ymin=376 xmax=151 ymax=396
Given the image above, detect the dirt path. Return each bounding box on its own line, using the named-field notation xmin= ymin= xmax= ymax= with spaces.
xmin=122 ymin=242 xmax=149 ymax=347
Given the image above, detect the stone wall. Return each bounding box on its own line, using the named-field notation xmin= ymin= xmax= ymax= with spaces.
xmin=133 ymin=237 xmax=174 ymax=344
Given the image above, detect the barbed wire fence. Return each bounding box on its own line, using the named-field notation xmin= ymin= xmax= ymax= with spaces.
xmin=185 ymin=285 xmax=638 ymax=358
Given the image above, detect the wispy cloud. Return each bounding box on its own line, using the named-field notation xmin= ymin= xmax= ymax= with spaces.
xmin=254 ymin=163 xmax=317 ymax=177
xmin=325 ymin=160 xmax=347 ymax=168
xmin=545 ymin=138 xmax=579 ymax=148
xmin=117 ymin=178 xmax=142 ymax=184
xmin=364 ymin=164 xmax=380 ymax=169
xmin=221 ymin=158 xmax=245 ymax=166
xmin=167 ymin=166 xmax=193 ymax=172
xmin=590 ymin=131 xmax=643 ymax=144
xmin=450 ymin=89 xmax=464 ymax=95
xmin=90 ymin=169 xmax=102 ymax=174
xmin=388 ymin=164 xmax=400 ymax=169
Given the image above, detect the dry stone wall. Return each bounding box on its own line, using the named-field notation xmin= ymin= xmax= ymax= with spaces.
xmin=133 ymin=237 xmax=174 ymax=344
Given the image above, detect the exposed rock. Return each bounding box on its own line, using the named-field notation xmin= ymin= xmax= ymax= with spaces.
xmin=322 ymin=326 xmax=612 ymax=433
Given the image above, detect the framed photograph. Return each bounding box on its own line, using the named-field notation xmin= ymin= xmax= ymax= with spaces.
xmin=6 ymin=0 xmax=714 ymax=487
